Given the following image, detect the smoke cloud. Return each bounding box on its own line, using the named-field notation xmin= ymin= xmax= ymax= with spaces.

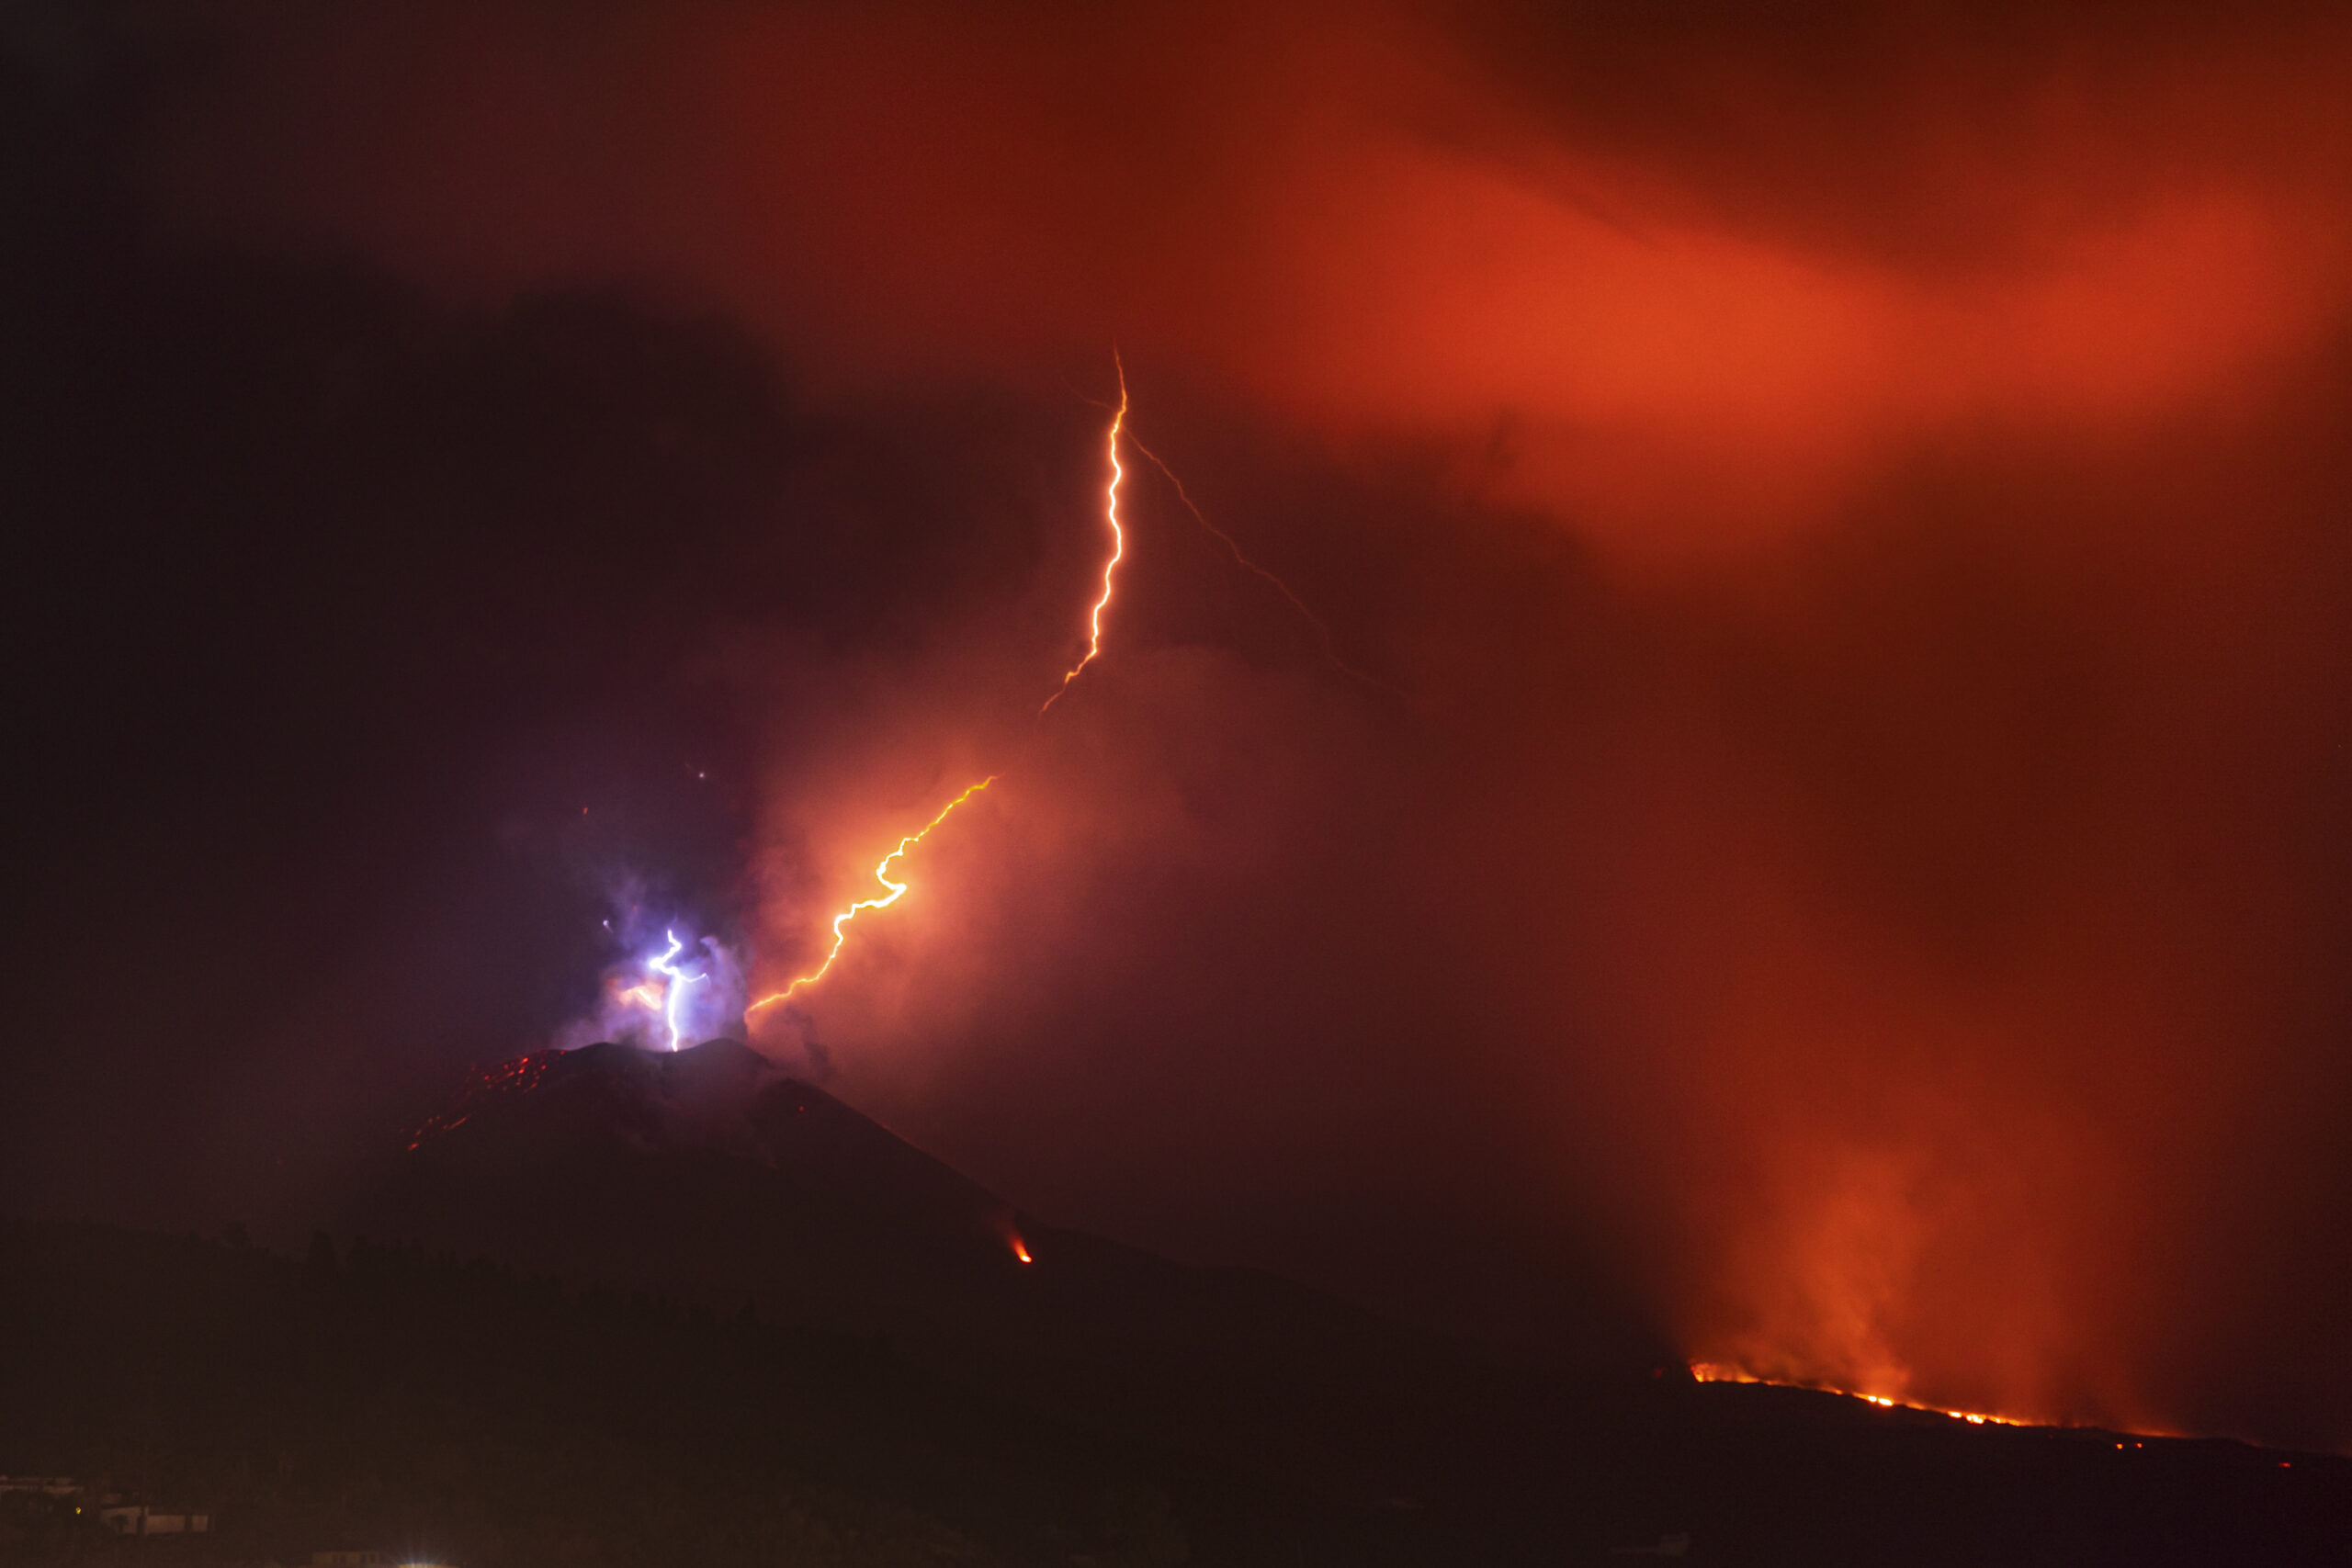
xmin=16 ymin=0 xmax=2352 ymax=1448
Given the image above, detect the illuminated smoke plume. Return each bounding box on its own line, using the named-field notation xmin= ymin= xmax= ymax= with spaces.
xmin=560 ymin=906 xmax=747 ymax=1053
xmin=648 ymin=929 xmax=704 ymax=1051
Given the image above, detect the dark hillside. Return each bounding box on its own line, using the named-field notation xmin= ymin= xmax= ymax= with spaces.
xmin=0 ymin=1220 xmax=1417 ymax=1567
xmin=340 ymin=1039 xmax=1554 ymax=1492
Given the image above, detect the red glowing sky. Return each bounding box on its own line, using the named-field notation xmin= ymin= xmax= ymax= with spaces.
xmin=16 ymin=0 xmax=2352 ymax=1450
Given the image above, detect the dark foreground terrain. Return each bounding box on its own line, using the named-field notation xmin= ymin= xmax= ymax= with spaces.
xmin=6 ymin=1043 xmax=2348 ymax=1566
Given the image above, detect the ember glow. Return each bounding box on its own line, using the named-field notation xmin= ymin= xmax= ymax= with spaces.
xmin=403 ymin=1052 xmax=564 ymax=1152
xmin=1687 ymin=1361 xmax=2034 ymax=1430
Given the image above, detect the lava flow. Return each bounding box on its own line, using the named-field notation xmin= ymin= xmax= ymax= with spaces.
xmin=1687 ymin=1361 xmax=2031 ymax=1428
xmin=404 ymin=1050 xmax=564 ymax=1151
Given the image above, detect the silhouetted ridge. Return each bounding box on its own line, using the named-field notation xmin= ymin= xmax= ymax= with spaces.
xmin=354 ymin=1040 xmax=1026 ymax=1330
xmin=343 ymin=1037 xmax=1581 ymax=1509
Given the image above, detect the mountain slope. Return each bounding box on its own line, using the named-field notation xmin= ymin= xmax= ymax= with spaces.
xmin=8 ymin=1042 xmax=2350 ymax=1565
xmin=363 ymin=1040 xmax=1029 ymax=1326
xmin=344 ymin=1039 xmax=1511 ymax=1496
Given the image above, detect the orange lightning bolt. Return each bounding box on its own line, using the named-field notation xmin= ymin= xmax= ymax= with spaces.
xmin=1040 ymin=357 xmax=1128 ymax=714
xmin=746 ymin=363 xmax=1134 ymax=1021
xmin=746 ymin=774 xmax=998 ymax=1016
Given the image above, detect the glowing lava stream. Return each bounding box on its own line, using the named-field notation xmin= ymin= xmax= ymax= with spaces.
xmin=1039 ymin=357 xmax=1129 ymax=715
xmin=1687 ymin=1362 xmax=2030 ymax=1428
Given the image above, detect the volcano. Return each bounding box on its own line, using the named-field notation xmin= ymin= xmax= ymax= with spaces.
xmin=359 ymin=1039 xmax=1029 ymax=1326
xmin=10 ymin=1040 xmax=2352 ymax=1566
xmin=344 ymin=1039 xmax=1465 ymax=1460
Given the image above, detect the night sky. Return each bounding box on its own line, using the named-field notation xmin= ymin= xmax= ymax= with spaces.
xmin=10 ymin=0 xmax=2352 ymax=1450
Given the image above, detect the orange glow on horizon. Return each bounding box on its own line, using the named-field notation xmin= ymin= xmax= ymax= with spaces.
xmin=1687 ymin=1359 xmax=2038 ymax=1430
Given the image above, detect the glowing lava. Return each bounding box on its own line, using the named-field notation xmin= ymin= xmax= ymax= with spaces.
xmin=1011 ymin=1236 xmax=1034 ymax=1265
xmin=404 ymin=1051 xmax=562 ymax=1151
xmin=747 ymin=776 xmax=999 ymax=1014
xmin=1039 ymin=356 xmax=1128 ymax=715
xmin=1687 ymin=1361 xmax=2030 ymax=1428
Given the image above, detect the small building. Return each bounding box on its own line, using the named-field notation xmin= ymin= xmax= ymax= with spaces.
xmin=99 ymin=1503 xmax=211 ymax=1535
xmin=0 ymin=1477 xmax=82 ymax=1498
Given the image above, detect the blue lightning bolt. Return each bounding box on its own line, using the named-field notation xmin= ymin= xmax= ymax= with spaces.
xmin=650 ymin=929 xmax=705 ymax=1052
